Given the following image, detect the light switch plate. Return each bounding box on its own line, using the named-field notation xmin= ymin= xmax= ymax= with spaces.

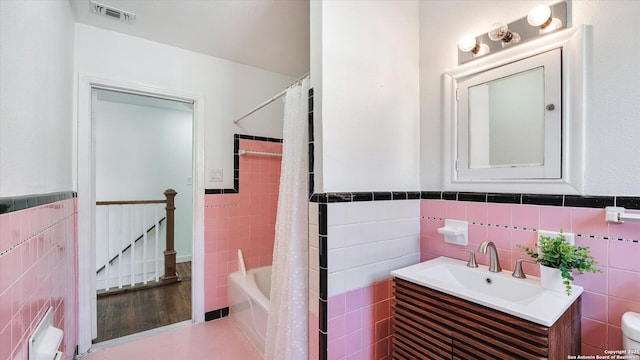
xmin=538 ymin=230 xmax=575 ymax=245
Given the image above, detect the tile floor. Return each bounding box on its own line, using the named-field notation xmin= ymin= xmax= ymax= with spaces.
xmin=81 ymin=318 xmax=263 ymax=360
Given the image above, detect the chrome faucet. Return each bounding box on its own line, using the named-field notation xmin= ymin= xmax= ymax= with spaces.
xmin=512 ymin=258 xmax=538 ymax=279
xmin=460 ymin=248 xmax=478 ymax=268
xmin=478 ymin=240 xmax=502 ymax=272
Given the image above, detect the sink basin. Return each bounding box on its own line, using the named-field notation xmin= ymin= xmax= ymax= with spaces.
xmin=416 ymin=258 xmax=544 ymax=303
xmin=391 ymin=256 xmax=583 ymax=326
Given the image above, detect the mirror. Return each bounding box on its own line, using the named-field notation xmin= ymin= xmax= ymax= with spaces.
xmin=457 ymin=48 xmax=561 ymax=180
xmin=468 ymin=67 xmax=544 ymax=169
xmin=443 ymin=26 xmax=589 ymax=194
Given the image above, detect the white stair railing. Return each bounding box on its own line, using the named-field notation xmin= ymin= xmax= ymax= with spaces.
xmin=95 ymin=189 xmax=177 ymax=292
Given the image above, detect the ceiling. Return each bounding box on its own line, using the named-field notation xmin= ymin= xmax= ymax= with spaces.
xmin=69 ymin=0 xmax=310 ymax=77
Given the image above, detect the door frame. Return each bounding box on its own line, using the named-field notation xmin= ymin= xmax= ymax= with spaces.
xmin=75 ymin=74 xmax=205 ymax=353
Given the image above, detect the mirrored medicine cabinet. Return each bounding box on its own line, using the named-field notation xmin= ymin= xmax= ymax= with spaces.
xmin=443 ymin=25 xmax=590 ymax=194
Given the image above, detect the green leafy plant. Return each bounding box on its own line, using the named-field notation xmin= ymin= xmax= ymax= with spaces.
xmin=518 ymin=230 xmax=603 ymax=295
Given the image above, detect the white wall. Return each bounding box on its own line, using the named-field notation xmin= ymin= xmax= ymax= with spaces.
xmin=74 ymin=24 xmax=297 ymax=347
xmin=74 ymin=24 xmax=296 ymax=190
xmin=572 ymin=1 xmax=640 ymax=195
xmin=419 ymin=0 xmax=640 ymax=196
xmin=313 ymin=0 xmax=420 ymax=192
xmin=0 ymin=0 xmax=74 ymax=196
xmin=95 ymin=98 xmax=194 ymax=260
xmin=310 ymin=0 xmax=324 ymax=192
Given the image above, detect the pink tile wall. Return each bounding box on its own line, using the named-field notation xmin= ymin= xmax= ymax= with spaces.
xmin=309 ymin=202 xmax=320 ymax=360
xmin=421 ymin=199 xmax=640 ymax=356
xmin=203 ymin=139 xmax=282 ymax=312
xmin=0 ymin=198 xmax=78 ymax=360
xmin=309 ymin=310 xmax=320 ymax=360
xmin=327 ymin=280 xmax=393 ymax=360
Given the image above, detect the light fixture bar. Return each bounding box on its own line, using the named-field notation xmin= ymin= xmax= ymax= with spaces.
xmin=457 ymin=1 xmax=567 ymax=65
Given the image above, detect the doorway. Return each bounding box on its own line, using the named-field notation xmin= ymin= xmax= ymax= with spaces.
xmin=76 ymin=75 xmax=206 ymax=353
xmin=92 ymin=89 xmax=194 ymax=342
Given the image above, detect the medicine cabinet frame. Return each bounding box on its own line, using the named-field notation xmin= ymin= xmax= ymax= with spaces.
xmin=443 ymin=25 xmax=590 ymax=194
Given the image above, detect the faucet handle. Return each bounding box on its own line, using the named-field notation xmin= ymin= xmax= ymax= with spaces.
xmin=460 ymin=248 xmax=478 ymax=268
xmin=512 ymin=258 xmax=538 ymax=279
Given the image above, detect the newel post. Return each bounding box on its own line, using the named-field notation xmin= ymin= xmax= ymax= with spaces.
xmin=162 ymin=189 xmax=178 ymax=282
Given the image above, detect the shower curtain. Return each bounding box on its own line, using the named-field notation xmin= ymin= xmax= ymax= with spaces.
xmin=264 ymin=77 xmax=310 ymax=360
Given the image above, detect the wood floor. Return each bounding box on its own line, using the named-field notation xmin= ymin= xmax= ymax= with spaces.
xmin=94 ymin=262 xmax=192 ymax=343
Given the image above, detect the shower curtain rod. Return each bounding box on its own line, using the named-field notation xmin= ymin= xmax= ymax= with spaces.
xmin=233 ymin=72 xmax=309 ymax=124
xmin=238 ymin=149 xmax=282 ymax=157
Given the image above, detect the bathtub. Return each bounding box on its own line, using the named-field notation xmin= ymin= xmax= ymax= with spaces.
xmin=228 ymin=265 xmax=271 ymax=354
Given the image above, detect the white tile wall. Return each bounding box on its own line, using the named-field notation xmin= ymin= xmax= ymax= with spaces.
xmin=326 ymin=200 xmax=421 ymax=297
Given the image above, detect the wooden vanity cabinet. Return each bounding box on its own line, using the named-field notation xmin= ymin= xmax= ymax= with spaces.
xmin=391 ymin=278 xmax=581 ymax=360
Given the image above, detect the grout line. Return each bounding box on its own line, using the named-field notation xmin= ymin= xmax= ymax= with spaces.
xmin=423 ymin=216 xmax=640 ymax=243
xmin=0 ymin=212 xmax=75 ymax=256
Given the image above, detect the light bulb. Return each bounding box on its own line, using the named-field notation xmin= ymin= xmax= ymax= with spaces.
xmin=488 ymin=22 xmax=520 ymax=48
xmin=540 ymin=17 xmax=562 ymax=33
xmin=458 ymin=35 xmax=490 ymax=57
xmin=488 ymin=22 xmax=508 ymax=41
xmin=527 ymin=5 xmax=551 ymax=26
xmin=475 ymin=43 xmax=490 ymax=56
xmin=458 ymin=35 xmax=477 ymax=52
xmin=528 ymin=4 xmax=563 ymax=34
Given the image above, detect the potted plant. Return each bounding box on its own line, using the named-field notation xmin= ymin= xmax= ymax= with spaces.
xmin=518 ymin=230 xmax=603 ymax=295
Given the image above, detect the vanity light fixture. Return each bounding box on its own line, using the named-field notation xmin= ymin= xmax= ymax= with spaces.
xmin=457 ymin=1 xmax=568 ymax=65
xmin=528 ymin=4 xmax=563 ymax=33
xmin=458 ymin=35 xmax=490 ymax=57
xmin=488 ymin=22 xmax=521 ymax=48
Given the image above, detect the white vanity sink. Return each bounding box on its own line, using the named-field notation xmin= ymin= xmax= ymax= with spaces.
xmin=391 ymin=256 xmax=583 ymax=326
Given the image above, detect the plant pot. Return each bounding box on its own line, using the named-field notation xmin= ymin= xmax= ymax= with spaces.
xmin=540 ymin=265 xmax=566 ymax=293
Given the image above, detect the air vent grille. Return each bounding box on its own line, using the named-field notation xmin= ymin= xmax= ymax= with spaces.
xmin=90 ymin=1 xmax=136 ymax=24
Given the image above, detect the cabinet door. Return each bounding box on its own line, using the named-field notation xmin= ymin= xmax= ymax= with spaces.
xmin=393 ymin=278 xmax=551 ymax=359
xmin=393 ymin=278 xmax=581 ymax=360
xmin=392 ymin=304 xmax=452 ymax=359
xmin=452 ymin=333 xmax=546 ymax=360
xmin=393 ymin=279 xmax=453 ymax=359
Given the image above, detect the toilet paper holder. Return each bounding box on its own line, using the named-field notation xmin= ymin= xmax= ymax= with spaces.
xmin=28 ymin=307 xmax=63 ymax=360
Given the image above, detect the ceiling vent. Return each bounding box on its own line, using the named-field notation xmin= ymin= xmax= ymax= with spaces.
xmin=90 ymin=1 xmax=136 ymax=24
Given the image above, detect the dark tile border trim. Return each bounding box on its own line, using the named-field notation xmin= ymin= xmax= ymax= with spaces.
xmin=204 ymin=134 xmax=282 ymax=195
xmin=0 ymin=191 xmax=76 ymax=215
xmin=487 ymin=193 xmax=521 ymax=204
xmin=317 ymin=196 xmax=328 ymax=360
xmin=308 ymin=190 xmax=633 ymax=210
xmin=308 ymin=87 xmax=328 ymax=360
xmin=565 ymin=195 xmax=615 ymax=208
xmin=308 ymin=88 xmax=315 ymax=198
xmin=522 ymin=194 xmax=564 ymax=207
xmin=204 ymin=189 xmax=238 ymax=194
xmin=421 ymin=191 xmax=442 ymax=200
xmin=319 ymin=331 xmax=327 ymax=360
xmin=416 ymin=191 xmax=629 ymax=209
xmin=204 ymin=307 xmax=229 ymax=321
xmin=617 ymin=196 xmax=640 ymax=210
xmin=310 ymin=191 xmax=424 ymax=203
xmin=308 ymin=191 xmax=639 ymax=210
xmin=442 ymin=191 xmax=458 ymax=200
xmin=457 ymin=192 xmax=486 ymax=202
